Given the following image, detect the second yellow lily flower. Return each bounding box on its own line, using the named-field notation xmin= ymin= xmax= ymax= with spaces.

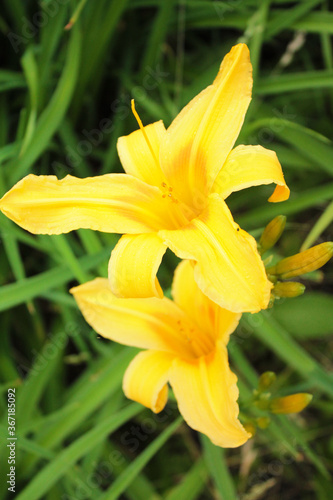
xmin=71 ymin=260 xmax=251 ymax=448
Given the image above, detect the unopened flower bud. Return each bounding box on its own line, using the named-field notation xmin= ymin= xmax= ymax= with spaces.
xmin=256 ymin=417 xmax=270 ymax=429
xmin=258 ymin=371 xmax=276 ymax=392
xmin=269 ymin=393 xmax=312 ymax=414
xmin=243 ymin=422 xmax=256 ymax=436
xmin=259 ymin=215 xmax=286 ymax=254
xmin=273 ymin=281 xmax=305 ymax=298
xmin=267 ymin=242 xmax=333 ymax=279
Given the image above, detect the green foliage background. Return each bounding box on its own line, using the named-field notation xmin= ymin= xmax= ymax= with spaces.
xmin=0 ymin=0 xmax=333 ymax=498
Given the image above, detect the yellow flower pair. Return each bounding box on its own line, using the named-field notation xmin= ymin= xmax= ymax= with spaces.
xmin=0 ymin=44 xmax=290 ymax=447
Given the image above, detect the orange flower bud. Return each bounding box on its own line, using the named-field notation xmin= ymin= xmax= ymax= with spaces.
xmin=273 ymin=281 xmax=305 ymax=298
xmin=259 ymin=215 xmax=286 ymax=254
xmin=269 ymin=393 xmax=313 ymax=414
xmin=267 ymin=242 xmax=333 ymax=279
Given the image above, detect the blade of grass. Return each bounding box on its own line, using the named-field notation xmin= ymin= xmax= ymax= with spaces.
xmin=98 ymin=416 xmax=183 ymax=500
xmin=140 ymin=0 xmax=175 ymax=75
xmin=19 ymin=46 xmax=39 ymax=155
xmin=8 ymin=24 xmax=81 ymax=184
xmin=247 ymin=0 xmax=271 ymax=85
xmin=247 ymin=119 xmax=333 ymax=175
xmin=241 ymin=312 xmax=333 ymax=398
xmin=231 ymin=344 xmax=329 ymax=477
xmin=0 ymin=246 xmax=112 ymax=312
xmin=256 ymin=70 xmax=333 ymax=95
xmin=264 ymin=0 xmax=322 ymax=39
xmin=72 ymin=0 xmax=130 ymax=118
xmin=15 ymin=332 xmax=67 ymax=424
xmin=201 ymin=435 xmax=237 ymax=499
xmin=301 ymin=201 xmax=333 ymax=250
xmin=165 ymin=457 xmax=208 ymax=500
xmin=16 ymin=404 xmax=142 ymax=500
xmin=271 ymin=292 xmax=333 ymax=340
xmin=20 ymin=347 xmax=136 ymax=477
xmin=52 ymin=234 xmax=90 ymax=283
xmin=237 ymin=182 xmax=333 ymax=229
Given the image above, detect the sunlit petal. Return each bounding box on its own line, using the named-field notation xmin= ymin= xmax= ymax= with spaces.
xmin=0 ymin=173 xmax=167 ymax=234
xmin=117 ymin=120 xmax=167 ymax=187
xmin=108 ymin=233 xmax=167 ymax=298
xmin=160 ymin=44 xmax=252 ymax=208
xmin=169 ymin=342 xmax=250 ymax=447
xmin=123 ymin=350 xmax=174 ymax=413
xmin=213 ymin=145 xmax=290 ymax=202
xmin=70 ymin=277 xmax=200 ymax=358
xmin=160 ymin=194 xmax=272 ymax=313
xmin=172 ymin=260 xmax=241 ymax=345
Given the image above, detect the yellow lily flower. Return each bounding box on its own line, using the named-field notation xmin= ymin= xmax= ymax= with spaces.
xmin=70 ymin=260 xmax=251 ymax=448
xmin=0 ymin=44 xmax=289 ymax=313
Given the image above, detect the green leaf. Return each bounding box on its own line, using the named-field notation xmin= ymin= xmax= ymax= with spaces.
xmin=16 ymin=404 xmax=142 ymax=500
xmin=202 ymin=435 xmax=237 ymax=499
xmin=241 ymin=312 xmax=333 ymax=398
xmin=272 ymin=293 xmax=333 ymax=340
xmin=9 ymin=24 xmax=81 ymax=183
xmin=0 ymin=247 xmax=112 ymax=312
xmin=165 ymin=457 xmax=207 ymax=500
xmin=98 ymin=417 xmax=183 ymax=500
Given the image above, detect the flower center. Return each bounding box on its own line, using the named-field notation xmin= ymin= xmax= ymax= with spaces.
xmin=176 ymin=318 xmax=215 ymax=359
xmin=161 ymin=182 xmax=178 ymax=203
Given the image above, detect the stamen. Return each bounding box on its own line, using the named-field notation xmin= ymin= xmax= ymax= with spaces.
xmin=131 ymin=99 xmax=159 ymax=167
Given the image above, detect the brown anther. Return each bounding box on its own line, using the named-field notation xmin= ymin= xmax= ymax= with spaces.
xmin=161 ymin=182 xmax=167 ymax=188
xmin=168 ymin=187 xmax=173 ymax=192
xmin=162 ymin=194 xmax=166 ymax=198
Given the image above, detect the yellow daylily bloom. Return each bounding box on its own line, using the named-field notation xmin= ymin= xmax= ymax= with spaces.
xmin=70 ymin=260 xmax=251 ymax=448
xmin=0 ymin=44 xmax=289 ymax=313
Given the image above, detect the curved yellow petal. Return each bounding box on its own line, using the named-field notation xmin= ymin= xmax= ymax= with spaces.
xmin=0 ymin=173 xmax=167 ymax=235
xmin=160 ymin=44 xmax=252 ymax=209
xmin=160 ymin=194 xmax=272 ymax=313
xmin=108 ymin=233 xmax=167 ymax=298
xmin=172 ymin=260 xmax=241 ymax=345
xmin=213 ymin=145 xmax=290 ymax=202
xmin=70 ymin=277 xmax=200 ymax=357
xmin=169 ymin=343 xmax=251 ymax=447
xmin=117 ymin=120 xmax=167 ymax=187
xmin=123 ymin=350 xmax=174 ymax=413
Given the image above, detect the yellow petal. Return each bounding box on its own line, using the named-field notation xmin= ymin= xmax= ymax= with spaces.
xmin=169 ymin=342 xmax=250 ymax=447
xmin=117 ymin=120 xmax=167 ymax=187
xmin=108 ymin=233 xmax=167 ymax=298
xmin=0 ymin=173 xmax=167 ymax=234
xmin=172 ymin=260 xmax=241 ymax=345
xmin=123 ymin=350 xmax=174 ymax=413
xmin=160 ymin=194 xmax=272 ymax=313
xmin=70 ymin=277 xmax=202 ymax=358
xmin=213 ymin=145 xmax=290 ymax=202
xmin=160 ymin=44 xmax=252 ymax=208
